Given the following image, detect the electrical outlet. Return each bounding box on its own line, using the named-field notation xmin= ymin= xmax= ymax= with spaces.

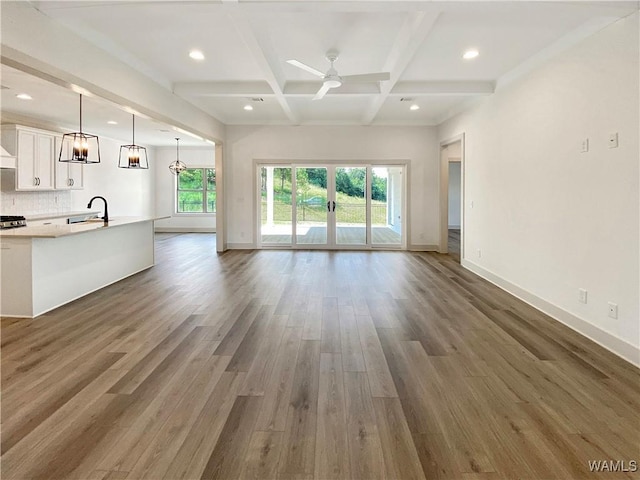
xmin=578 ymin=288 xmax=587 ymax=304
xmin=608 ymin=302 xmax=618 ymax=319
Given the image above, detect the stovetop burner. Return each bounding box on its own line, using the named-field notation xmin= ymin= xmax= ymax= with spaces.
xmin=0 ymin=216 xmax=27 ymax=229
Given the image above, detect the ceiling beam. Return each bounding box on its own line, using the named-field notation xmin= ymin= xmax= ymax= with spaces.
xmin=173 ymin=81 xmax=274 ymax=97
xmin=391 ymin=81 xmax=495 ymax=96
xmin=284 ymin=81 xmax=381 ymax=96
xmin=362 ymin=10 xmax=440 ymax=124
xmin=222 ymin=3 xmax=299 ymax=124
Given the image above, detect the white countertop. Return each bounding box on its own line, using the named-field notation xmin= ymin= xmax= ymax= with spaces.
xmin=0 ymin=216 xmax=168 ymax=239
xmin=25 ymin=211 xmax=102 ymax=221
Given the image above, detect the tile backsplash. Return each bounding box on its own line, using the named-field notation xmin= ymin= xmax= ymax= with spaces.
xmin=0 ymin=190 xmax=72 ymax=216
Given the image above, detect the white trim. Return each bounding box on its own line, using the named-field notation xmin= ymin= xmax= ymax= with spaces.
xmin=461 ymin=259 xmax=640 ymax=368
xmin=408 ymin=244 xmax=439 ymax=252
xmin=439 ymin=133 xmax=465 ymax=258
xmin=228 ymin=242 xmax=257 ymax=249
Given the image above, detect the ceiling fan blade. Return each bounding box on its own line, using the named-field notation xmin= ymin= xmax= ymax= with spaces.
xmin=341 ymin=72 xmax=391 ymax=83
xmin=286 ymin=59 xmax=325 ymax=78
xmin=313 ymin=82 xmax=332 ymax=101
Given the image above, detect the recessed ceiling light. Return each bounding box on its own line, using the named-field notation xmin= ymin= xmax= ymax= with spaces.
xmin=410 ymin=104 xmax=420 ymax=111
xmin=244 ymin=105 xmax=254 ymax=111
xmin=189 ymin=50 xmax=205 ymax=61
xmin=16 ymin=93 xmax=32 ymax=100
xmin=463 ymin=49 xmax=479 ymax=60
xmin=107 ymin=120 xmax=118 ymax=125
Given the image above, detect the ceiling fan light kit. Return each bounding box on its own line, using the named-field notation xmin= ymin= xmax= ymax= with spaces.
xmin=287 ymin=50 xmax=390 ymax=100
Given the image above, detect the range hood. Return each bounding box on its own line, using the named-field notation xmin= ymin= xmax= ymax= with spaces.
xmin=1 ymin=145 xmax=16 ymax=169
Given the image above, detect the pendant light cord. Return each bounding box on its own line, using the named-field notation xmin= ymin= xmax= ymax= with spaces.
xmin=132 ymin=115 xmax=135 ymax=145
xmin=79 ymin=94 xmax=83 ymax=134
xmin=176 ymin=137 xmax=180 ymax=159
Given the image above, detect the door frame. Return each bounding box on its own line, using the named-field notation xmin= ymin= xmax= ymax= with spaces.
xmin=254 ymin=159 xmax=409 ymax=250
xmin=439 ymin=133 xmax=465 ymax=259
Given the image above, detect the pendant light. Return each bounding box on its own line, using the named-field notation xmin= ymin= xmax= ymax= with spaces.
xmin=169 ymin=137 xmax=187 ymax=175
xmin=59 ymin=94 xmax=101 ymax=164
xmin=118 ymin=115 xmax=149 ymax=169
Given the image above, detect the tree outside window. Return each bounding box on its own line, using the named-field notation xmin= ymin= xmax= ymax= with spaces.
xmin=177 ymin=168 xmax=216 ymax=213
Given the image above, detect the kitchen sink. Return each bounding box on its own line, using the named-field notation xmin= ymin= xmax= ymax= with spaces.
xmin=67 ymin=215 xmax=102 ymax=224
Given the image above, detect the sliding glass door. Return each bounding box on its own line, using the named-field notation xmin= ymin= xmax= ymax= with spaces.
xmin=296 ymin=167 xmax=328 ymax=245
xmin=259 ymin=164 xmax=405 ymax=249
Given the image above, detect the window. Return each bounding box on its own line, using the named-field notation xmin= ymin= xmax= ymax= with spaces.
xmin=176 ymin=168 xmax=216 ymax=213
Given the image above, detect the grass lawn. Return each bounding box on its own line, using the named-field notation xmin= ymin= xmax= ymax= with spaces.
xmin=262 ymin=184 xmax=388 ymax=225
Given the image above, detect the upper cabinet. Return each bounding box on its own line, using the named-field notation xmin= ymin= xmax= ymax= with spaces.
xmin=1 ymin=125 xmax=55 ymax=191
xmin=55 ymin=136 xmax=84 ymax=190
xmin=1 ymin=125 xmax=84 ymax=191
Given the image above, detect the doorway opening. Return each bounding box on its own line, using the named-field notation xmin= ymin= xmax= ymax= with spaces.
xmin=440 ymin=135 xmax=464 ymax=262
xmin=257 ymin=163 xmax=406 ymax=250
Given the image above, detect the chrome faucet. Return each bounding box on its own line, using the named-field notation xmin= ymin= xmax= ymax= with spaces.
xmin=87 ymin=196 xmax=109 ymax=224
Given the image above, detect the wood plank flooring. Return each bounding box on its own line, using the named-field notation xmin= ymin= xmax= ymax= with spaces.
xmin=2 ymin=233 xmax=639 ymax=479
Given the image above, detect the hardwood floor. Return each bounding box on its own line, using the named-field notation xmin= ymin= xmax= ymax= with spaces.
xmin=448 ymin=228 xmax=460 ymax=262
xmin=2 ymin=233 xmax=638 ymax=479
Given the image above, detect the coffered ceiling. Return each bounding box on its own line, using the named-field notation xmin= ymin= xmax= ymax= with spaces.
xmin=2 ymin=1 xmax=638 ymax=144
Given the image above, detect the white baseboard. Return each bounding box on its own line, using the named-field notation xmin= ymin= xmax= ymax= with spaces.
xmin=461 ymin=259 xmax=640 ymax=368
xmin=408 ymin=244 xmax=439 ymax=252
xmin=228 ymin=242 xmax=257 ymax=249
xmin=154 ymin=227 xmax=216 ymax=233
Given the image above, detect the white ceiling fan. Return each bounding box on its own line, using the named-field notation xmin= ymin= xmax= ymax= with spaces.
xmin=287 ymin=50 xmax=390 ymax=100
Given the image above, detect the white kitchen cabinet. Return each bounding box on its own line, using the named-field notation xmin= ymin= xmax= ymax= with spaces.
xmin=55 ymin=136 xmax=84 ymax=190
xmin=1 ymin=125 xmax=55 ymax=191
xmin=28 ymin=218 xmax=69 ymax=227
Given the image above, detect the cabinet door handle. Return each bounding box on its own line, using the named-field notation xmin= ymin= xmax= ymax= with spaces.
xmin=71 ymin=179 xmax=74 ymax=186
xmin=34 ymin=177 xmax=38 ymax=186
xmin=35 ymin=177 xmax=40 ymax=186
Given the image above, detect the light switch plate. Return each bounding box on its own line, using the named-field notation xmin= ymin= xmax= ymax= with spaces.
xmin=580 ymin=138 xmax=589 ymax=153
xmin=578 ymin=288 xmax=587 ymax=304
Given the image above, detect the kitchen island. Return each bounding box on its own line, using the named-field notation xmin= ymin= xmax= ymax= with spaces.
xmin=0 ymin=216 xmax=165 ymax=318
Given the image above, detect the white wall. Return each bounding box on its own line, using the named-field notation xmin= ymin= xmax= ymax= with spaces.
xmin=438 ymin=13 xmax=639 ymax=363
xmin=448 ymin=161 xmax=461 ymax=228
xmin=154 ymin=146 xmax=216 ymax=232
xmin=224 ymin=125 xmax=439 ymax=248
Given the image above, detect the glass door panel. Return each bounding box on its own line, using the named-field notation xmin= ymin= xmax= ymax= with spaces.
xmin=371 ymin=166 xmax=402 ymax=246
xmin=260 ymin=166 xmax=292 ymax=245
xmin=295 ymin=167 xmax=328 ymax=245
xmin=335 ymin=167 xmax=367 ymax=245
